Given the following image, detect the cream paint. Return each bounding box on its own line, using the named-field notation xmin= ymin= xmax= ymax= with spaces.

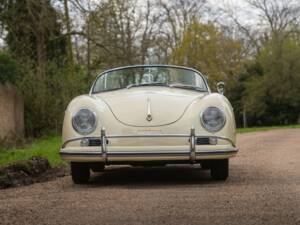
xmin=61 ymin=86 xmax=237 ymax=162
xmin=94 ymin=87 xmax=207 ymax=127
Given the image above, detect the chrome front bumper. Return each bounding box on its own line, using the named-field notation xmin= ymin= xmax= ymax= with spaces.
xmin=60 ymin=128 xmax=238 ymax=163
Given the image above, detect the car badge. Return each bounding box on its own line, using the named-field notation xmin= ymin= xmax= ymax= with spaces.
xmin=146 ymin=97 xmax=152 ymax=121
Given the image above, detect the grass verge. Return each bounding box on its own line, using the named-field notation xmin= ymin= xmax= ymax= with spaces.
xmin=0 ymin=136 xmax=63 ymax=167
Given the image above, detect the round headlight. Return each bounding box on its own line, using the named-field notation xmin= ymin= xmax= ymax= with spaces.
xmin=72 ymin=109 xmax=97 ymax=135
xmin=201 ymin=107 xmax=226 ymax=132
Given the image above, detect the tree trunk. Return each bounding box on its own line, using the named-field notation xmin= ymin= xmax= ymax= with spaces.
xmin=243 ymin=107 xmax=248 ymax=128
xmin=86 ymin=15 xmax=91 ymax=75
xmin=63 ymin=0 xmax=74 ymax=74
xmin=36 ymin=32 xmax=46 ymax=80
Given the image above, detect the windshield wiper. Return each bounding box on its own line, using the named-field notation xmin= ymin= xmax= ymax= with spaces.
xmin=169 ymin=84 xmax=206 ymax=92
xmin=126 ymin=82 xmax=170 ymax=89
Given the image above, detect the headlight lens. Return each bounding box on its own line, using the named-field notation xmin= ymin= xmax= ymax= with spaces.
xmin=72 ymin=109 xmax=97 ymax=135
xmin=201 ymin=107 xmax=226 ymax=132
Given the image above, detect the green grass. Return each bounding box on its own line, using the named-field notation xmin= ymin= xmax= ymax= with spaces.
xmin=237 ymin=124 xmax=300 ymax=133
xmin=0 ymin=136 xmax=63 ymax=167
xmin=0 ymin=124 xmax=299 ymax=167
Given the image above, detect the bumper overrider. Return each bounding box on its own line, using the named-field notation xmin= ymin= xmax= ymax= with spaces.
xmin=60 ymin=128 xmax=238 ymax=163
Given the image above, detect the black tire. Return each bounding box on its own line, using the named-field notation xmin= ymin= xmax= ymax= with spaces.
xmin=200 ymin=160 xmax=211 ymax=170
xmin=90 ymin=163 xmax=105 ymax=172
xmin=210 ymin=159 xmax=229 ymax=180
xmin=71 ymin=162 xmax=90 ymax=184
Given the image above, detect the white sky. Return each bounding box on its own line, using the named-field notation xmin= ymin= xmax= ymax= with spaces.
xmin=0 ymin=0 xmax=292 ymax=47
xmin=206 ymin=0 xmax=258 ymax=25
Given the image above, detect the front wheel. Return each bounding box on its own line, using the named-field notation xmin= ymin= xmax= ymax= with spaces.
xmin=210 ymin=159 xmax=229 ymax=180
xmin=71 ymin=162 xmax=90 ymax=184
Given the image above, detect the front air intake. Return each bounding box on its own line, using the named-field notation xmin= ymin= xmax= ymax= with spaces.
xmin=88 ymin=139 xmax=102 ymax=146
xmin=196 ymin=137 xmax=210 ymax=145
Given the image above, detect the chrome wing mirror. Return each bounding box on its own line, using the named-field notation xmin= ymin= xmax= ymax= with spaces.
xmin=217 ymin=81 xmax=225 ymax=95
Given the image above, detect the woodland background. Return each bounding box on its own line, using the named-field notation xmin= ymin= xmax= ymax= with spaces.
xmin=0 ymin=0 xmax=300 ymax=140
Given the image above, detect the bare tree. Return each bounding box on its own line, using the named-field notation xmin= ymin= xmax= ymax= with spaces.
xmin=78 ymin=0 xmax=162 ymax=70
xmin=63 ymin=0 xmax=74 ymax=73
xmin=53 ymin=0 xmax=209 ymax=70
xmin=157 ymin=0 xmax=207 ymax=52
xmin=247 ymin=0 xmax=300 ymax=36
xmin=139 ymin=0 xmax=160 ymax=64
xmin=222 ymin=0 xmax=300 ymax=55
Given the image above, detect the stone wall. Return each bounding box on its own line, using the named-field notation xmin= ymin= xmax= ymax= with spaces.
xmin=0 ymin=83 xmax=24 ymax=145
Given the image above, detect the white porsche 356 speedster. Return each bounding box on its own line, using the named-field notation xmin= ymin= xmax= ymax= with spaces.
xmin=60 ymin=65 xmax=238 ymax=183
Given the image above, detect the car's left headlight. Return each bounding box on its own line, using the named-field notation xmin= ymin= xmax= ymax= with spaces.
xmin=201 ymin=107 xmax=226 ymax=132
xmin=72 ymin=108 xmax=97 ymax=135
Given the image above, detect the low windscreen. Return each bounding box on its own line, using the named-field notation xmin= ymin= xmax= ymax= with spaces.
xmin=92 ymin=66 xmax=207 ymax=93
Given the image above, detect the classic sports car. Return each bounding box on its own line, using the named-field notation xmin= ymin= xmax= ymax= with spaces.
xmin=60 ymin=65 xmax=238 ymax=184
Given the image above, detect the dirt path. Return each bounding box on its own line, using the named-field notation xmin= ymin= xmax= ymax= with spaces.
xmin=0 ymin=129 xmax=299 ymax=225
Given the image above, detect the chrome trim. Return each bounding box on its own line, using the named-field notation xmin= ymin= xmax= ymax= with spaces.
xmin=107 ymin=134 xmax=190 ymax=138
xmin=146 ymin=97 xmax=152 ymax=121
xmin=190 ymin=127 xmax=196 ymax=162
xmin=61 ymin=133 xmax=236 ymax=149
xmin=106 ymin=135 xmax=235 ymax=147
xmin=62 ymin=137 xmax=102 ymax=148
xmin=61 ymin=128 xmax=237 ymax=164
xmin=72 ymin=108 xmax=98 ymax=135
xmin=60 ymin=148 xmax=238 ymax=158
xmin=200 ymin=107 xmax=226 ymax=133
xmin=101 ymin=127 xmax=107 ymax=162
xmin=60 ymin=152 xmax=101 ymax=156
xmin=217 ymin=81 xmax=225 ymax=95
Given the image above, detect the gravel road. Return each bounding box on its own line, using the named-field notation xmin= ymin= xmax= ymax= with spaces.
xmin=0 ymin=129 xmax=299 ymax=225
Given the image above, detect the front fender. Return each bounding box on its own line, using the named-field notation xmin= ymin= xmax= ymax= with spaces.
xmin=62 ymin=94 xmax=116 ymax=144
xmin=182 ymin=93 xmax=236 ymax=145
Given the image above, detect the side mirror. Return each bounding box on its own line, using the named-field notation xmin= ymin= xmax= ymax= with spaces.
xmin=217 ymin=81 xmax=225 ymax=95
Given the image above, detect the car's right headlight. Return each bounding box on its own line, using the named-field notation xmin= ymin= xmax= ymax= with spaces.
xmin=72 ymin=108 xmax=97 ymax=135
xmin=201 ymin=107 xmax=226 ymax=132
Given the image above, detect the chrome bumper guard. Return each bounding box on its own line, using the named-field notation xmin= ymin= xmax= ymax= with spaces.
xmin=61 ymin=127 xmax=238 ymax=163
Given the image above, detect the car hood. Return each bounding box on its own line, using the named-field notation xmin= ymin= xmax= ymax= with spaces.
xmin=94 ymin=87 xmax=206 ymax=127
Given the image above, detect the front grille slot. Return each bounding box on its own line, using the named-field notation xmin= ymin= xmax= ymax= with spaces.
xmin=196 ymin=137 xmax=210 ymax=145
xmin=88 ymin=139 xmax=102 ymax=146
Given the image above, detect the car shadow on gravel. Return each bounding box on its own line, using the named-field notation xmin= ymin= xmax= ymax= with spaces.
xmin=85 ymin=165 xmax=226 ymax=188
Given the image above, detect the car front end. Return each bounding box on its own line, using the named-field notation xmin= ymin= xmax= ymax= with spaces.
xmin=60 ymin=65 xmax=238 ymax=183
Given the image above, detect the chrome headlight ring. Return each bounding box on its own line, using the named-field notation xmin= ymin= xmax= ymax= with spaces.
xmin=200 ymin=107 xmax=226 ymax=133
xmin=72 ymin=108 xmax=97 ymax=135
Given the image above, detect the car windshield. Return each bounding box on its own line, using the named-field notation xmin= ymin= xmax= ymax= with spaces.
xmin=92 ymin=66 xmax=208 ymax=93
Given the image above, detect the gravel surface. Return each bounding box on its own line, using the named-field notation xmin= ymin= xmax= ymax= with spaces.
xmin=0 ymin=129 xmax=299 ymax=225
